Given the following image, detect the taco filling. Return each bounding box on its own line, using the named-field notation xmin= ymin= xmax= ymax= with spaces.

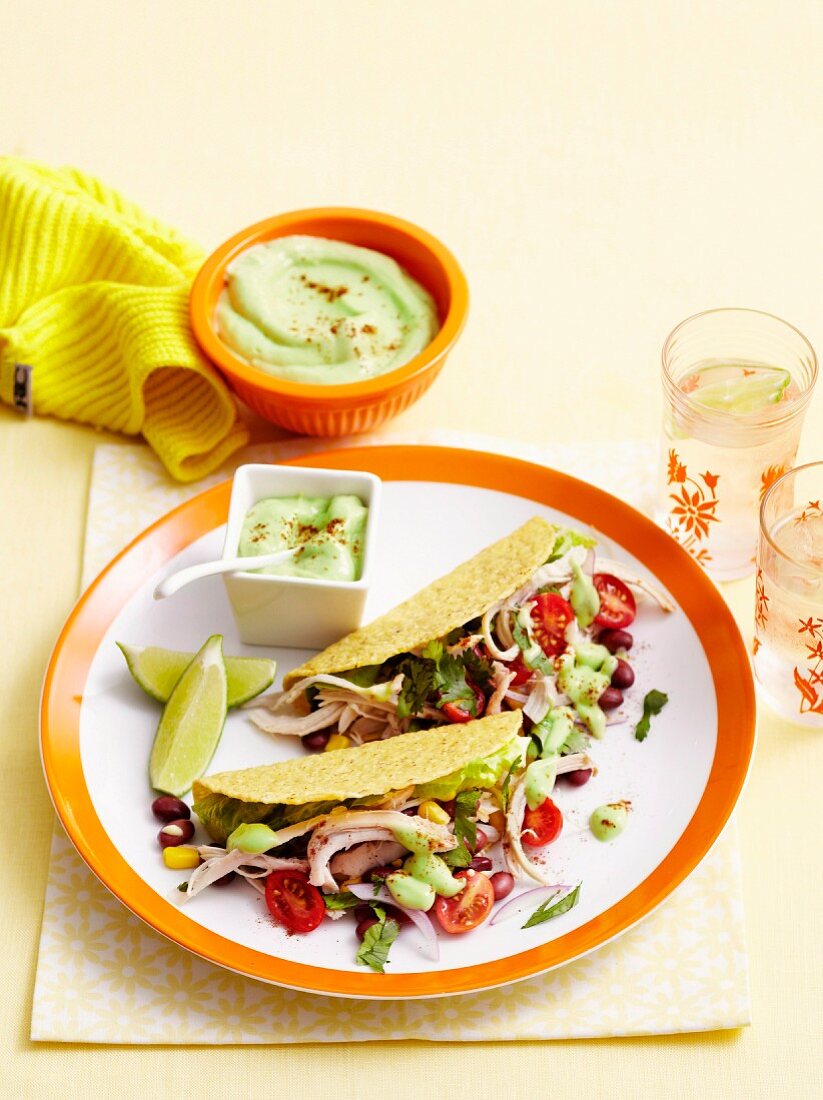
xmin=246 ymin=518 xmax=672 ymax=749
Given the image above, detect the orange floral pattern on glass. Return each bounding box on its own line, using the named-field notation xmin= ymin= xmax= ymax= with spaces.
xmin=755 ymin=566 xmax=769 ymax=630
xmin=794 ymin=617 xmax=823 ymax=715
xmin=666 ymin=449 xmax=719 ymax=565
xmin=759 ymin=464 xmax=788 ymax=502
xmin=791 ymin=500 xmax=823 ymax=715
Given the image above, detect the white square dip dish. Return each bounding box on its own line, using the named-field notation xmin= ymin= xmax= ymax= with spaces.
xmin=221 ymin=463 xmax=381 ymax=648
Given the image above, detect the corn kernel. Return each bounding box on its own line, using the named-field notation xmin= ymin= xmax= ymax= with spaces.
xmin=325 ymin=733 xmax=351 ymax=752
xmin=489 ymin=809 xmax=506 ymax=836
xmin=162 ymin=845 xmax=201 ymax=870
xmin=418 ymin=800 xmax=451 ymax=826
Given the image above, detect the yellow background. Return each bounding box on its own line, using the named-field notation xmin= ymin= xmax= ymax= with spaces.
xmin=1 ymin=1 xmax=821 ymax=1096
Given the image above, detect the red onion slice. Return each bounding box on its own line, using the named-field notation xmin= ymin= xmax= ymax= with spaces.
xmin=490 ymin=885 xmax=572 ymax=926
xmin=347 ymin=883 xmax=439 ymax=961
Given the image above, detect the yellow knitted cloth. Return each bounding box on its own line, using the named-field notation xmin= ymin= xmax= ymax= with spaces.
xmin=0 ymin=158 xmax=249 ymax=481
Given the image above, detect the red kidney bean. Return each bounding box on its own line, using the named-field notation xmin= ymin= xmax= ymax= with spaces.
xmin=354 ymin=905 xmax=374 ymax=923
xmin=355 ymin=916 xmax=379 ymax=941
xmin=438 ymin=799 xmax=456 ymax=817
xmin=611 ymin=658 xmax=635 ymax=689
xmin=301 ymin=729 xmax=331 ymax=752
xmin=470 ymin=854 xmax=493 ymax=872
xmin=210 ymin=870 xmax=237 ymax=887
xmin=151 ymin=795 xmax=190 ymax=822
xmin=471 ymin=827 xmax=488 ymax=854
xmin=490 ymin=871 xmax=515 ymax=901
xmin=598 ymin=628 xmax=633 ymax=653
xmin=599 ymin=686 xmax=624 ymax=710
xmin=158 ymin=818 xmax=195 ymax=848
xmin=564 ymin=768 xmax=593 ymax=787
xmin=369 ymin=866 xmax=395 ymax=882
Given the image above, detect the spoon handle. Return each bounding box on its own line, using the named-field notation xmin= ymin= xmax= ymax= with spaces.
xmin=153 ymin=548 xmax=296 ymax=600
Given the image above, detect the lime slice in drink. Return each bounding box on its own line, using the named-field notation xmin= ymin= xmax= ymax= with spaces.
xmin=118 ymin=642 xmax=275 ymax=708
xmin=149 ymin=635 xmax=228 ymax=796
xmin=691 ymin=366 xmax=791 ymax=414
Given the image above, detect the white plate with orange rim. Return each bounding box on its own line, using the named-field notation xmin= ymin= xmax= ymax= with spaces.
xmin=40 ymin=445 xmax=755 ymax=999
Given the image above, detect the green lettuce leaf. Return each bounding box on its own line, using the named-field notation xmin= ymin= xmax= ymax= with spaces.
xmin=192 ymin=793 xmax=339 ymax=844
xmin=548 ymin=527 xmax=597 ymax=562
xmin=340 ymin=665 xmax=383 ymax=688
xmin=413 ymin=736 xmax=523 ymax=803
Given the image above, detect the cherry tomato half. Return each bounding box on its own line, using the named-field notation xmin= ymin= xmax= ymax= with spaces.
xmin=433 ymin=868 xmax=494 ymax=934
xmin=521 ymin=797 xmax=563 ymax=847
xmin=440 ymin=681 xmax=486 ymax=723
xmin=531 ymin=593 xmax=574 ymax=657
xmin=593 ymin=573 xmax=636 ymax=629
xmin=507 ymin=655 xmax=533 ymax=686
xmin=265 ymin=869 xmax=325 ymax=934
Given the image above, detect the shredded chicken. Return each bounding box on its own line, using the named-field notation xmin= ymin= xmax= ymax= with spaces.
xmin=446 ymin=633 xmax=484 ymax=655
xmin=486 ymin=663 xmax=516 ymax=715
xmin=183 ymin=848 xmax=309 ymax=900
xmin=504 ymin=753 xmax=596 ymax=885
xmin=329 ymin=839 xmax=406 ymax=879
xmin=307 ymin=811 xmax=456 ymax=892
xmin=246 ymin=702 xmax=344 ymax=737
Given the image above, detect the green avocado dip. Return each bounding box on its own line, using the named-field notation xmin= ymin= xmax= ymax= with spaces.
xmin=238 ymin=494 xmax=368 ymax=582
xmin=215 ymin=236 xmax=439 ymax=384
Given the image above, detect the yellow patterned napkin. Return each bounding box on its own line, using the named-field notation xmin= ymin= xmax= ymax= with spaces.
xmin=0 ymin=157 xmax=248 ymax=481
xmin=30 ymin=434 xmax=751 ymax=1042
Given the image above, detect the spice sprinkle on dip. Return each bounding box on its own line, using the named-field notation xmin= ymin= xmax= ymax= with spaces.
xmin=238 ymin=494 xmax=369 ymax=582
xmin=215 ymin=236 xmax=439 ymax=385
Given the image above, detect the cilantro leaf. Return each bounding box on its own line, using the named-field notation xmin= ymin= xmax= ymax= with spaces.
xmin=454 ymin=789 xmax=480 ymax=847
xmin=441 ymin=842 xmax=472 ymax=868
xmin=396 ymin=657 xmax=438 ymax=718
xmin=522 ymin=883 xmax=581 ymax=928
xmin=397 ymin=641 xmax=486 ymax=718
xmin=462 ymin=647 xmax=494 ymax=688
xmin=420 ymin=639 xmax=444 ymax=663
xmin=634 ymin=689 xmax=669 ymax=742
xmin=437 ymin=652 xmax=477 ymax=712
xmin=443 ymin=789 xmax=481 ymax=866
xmin=355 ymin=910 xmax=400 ymax=973
xmin=499 ymin=757 xmax=519 ymax=812
xmin=323 ymin=891 xmax=361 ymax=911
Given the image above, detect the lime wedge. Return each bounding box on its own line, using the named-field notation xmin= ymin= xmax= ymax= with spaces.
xmin=149 ymin=635 xmax=228 ymax=796
xmin=118 ymin=642 xmax=275 ymax=708
xmin=691 ymin=367 xmax=791 ymax=415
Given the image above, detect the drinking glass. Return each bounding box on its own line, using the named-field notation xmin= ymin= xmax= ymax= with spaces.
xmin=754 ymin=462 xmax=823 ymax=726
xmin=657 ymin=309 xmax=817 ymax=580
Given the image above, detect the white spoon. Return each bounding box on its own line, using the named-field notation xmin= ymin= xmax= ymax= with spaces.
xmin=153 ymin=547 xmax=299 ymax=600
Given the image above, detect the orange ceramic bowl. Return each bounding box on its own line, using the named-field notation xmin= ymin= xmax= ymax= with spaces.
xmin=190 ymin=208 xmax=469 ymax=436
